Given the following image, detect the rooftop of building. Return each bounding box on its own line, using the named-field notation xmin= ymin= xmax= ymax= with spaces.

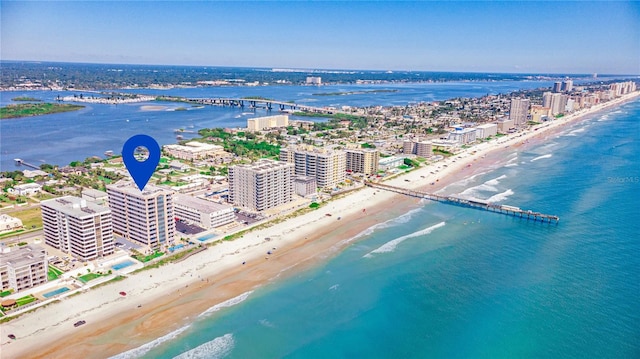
xmin=82 ymin=188 xmax=108 ymax=199
xmin=0 ymin=244 xmax=46 ymax=267
xmin=164 ymin=141 xmax=223 ymax=152
xmin=174 ymin=194 xmax=233 ymax=213
xmin=41 ymin=195 xmax=111 ymax=218
xmin=232 ymin=159 xmax=294 ymax=172
xmin=106 ymin=181 xmax=174 ymax=198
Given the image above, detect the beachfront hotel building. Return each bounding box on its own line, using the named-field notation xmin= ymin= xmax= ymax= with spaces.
xmin=163 ymin=141 xmax=225 ymax=161
xmin=280 ymin=146 xmax=346 ymax=189
xmin=509 ymin=98 xmax=530 ymax=127
xmin=41 ymin=196 xmax=114 ymax=261
xmin=475 ymin=123 xmax=498 ymax=139
xmin=106 ymin=181 xmax=176 ymax=251
xmin=228 ymin=159 xmax=294 ymax=212
xmin=174 ymin=194 xmax=235 ymax=229
xmin=247 ymin=115 xmax=289 ymax=131
xmin=0 ymin=245 xmax=48 ymax=293
xmin=345 ymin=149 xmax=380 ymax=175
xmin=448 ymin=128 xmax=477 ymax=144
xmin=403 ymin=140 xmax=433 ymax=158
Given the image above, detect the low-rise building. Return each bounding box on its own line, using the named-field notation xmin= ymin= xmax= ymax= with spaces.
xmin=379 ymin=156 xmax=406 ymax=171
xmin=293 ymin=175 xmax=317 ymax=197
xmin=0 ymin=214 xmax=23 ymax=233
xmin=163 ymin=141 xmax=225 ymax=161
xmin=8 ymin=183 xmax=42 ymax=196
xmin=247 ymin=115 xmax=289 ymax=131
xmin=0 ymin=245 xmax=48 ymax=293
xmin=174 ymin=194 xmax=235 ymax=229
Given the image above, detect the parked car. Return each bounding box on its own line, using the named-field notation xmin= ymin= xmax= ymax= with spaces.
xmin=74 ymin=320 xmax=86 ymax=327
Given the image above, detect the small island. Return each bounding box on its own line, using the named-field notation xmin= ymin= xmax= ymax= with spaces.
xmin=11 ymin=96 xmax=42 ymax=102
xmin=0 ymin=103 xmax=85 ymax=119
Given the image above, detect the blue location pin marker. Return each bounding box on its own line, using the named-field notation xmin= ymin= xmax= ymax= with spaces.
xmin=122 ymin=134 xmax=161 ymax=191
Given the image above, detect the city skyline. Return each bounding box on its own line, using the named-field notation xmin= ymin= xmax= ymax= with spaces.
xmin=1 ymin=1 xmax=639 ymax=74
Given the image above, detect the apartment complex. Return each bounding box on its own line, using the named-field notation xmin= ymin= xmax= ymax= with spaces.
xmin=403 ymin=140 xmax=433 ymax=158
xmin=509 ymin=98 xmax=530 ymax=127
xmin=345 ymin=149 xmax=380 ymax=175
xmin=247 ymin=115 xmax=289 ymax=131
xmin=228 ymin=159 xmax=294 ymax=212
xmin=542 ymin=92 xmax=570 ymax=115
xmin=41 ymin=196 xmax=114 ymax=261
xmin=174 ymin=194 xmax=235 ymax=229
xmin=0 ymin=245 xmax=48 ymax=293
xmin=475 ymin=123 xmax=498 ymax=139
xmin=448 ymin=128 xmax=477 ymax=144
xmin=106 ymin=182 xmax=176 ymax=251
xmin=163 ymin=141 xmax=225 ymax=161
xmin=280 ymin=146 xmax=346 ymax=189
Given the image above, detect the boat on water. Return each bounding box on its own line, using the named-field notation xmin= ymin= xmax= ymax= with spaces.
xmin=104 ymin=150 xmax=114 ymax=157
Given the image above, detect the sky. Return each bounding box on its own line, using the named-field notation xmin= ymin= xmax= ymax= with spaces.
xmin=1 ymin=1 xmax=639 ymax=74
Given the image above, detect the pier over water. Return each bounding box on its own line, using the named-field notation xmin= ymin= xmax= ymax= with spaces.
xmin=366 ymin=181 xmax=560 ymax=224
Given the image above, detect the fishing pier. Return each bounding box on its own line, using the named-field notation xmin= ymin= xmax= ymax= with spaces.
xmin=365 ymin=182 xmax=559 ymax=224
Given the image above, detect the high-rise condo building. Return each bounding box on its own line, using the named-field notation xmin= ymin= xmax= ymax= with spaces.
xmin=280 ymin=146 xmax=346 ymax=189
xmin=553 ymin=82 xmax=563 ymax=93
xmin=562 ymin=80 xmax=573 ymax=92
xmin=0 ymin=245 xmax=48 ymax=293
xmin=41 ymin=196 xmax=114 ymax=261
xmin=228 ymin=159 xmax=294 ymax=212
xmin=509 ymin=98 xmax=530 ymax=127
xmin=345 ymin=149 xmax=380 ymax=175
xmin=106 ymin=181 xmax=175 ymax=251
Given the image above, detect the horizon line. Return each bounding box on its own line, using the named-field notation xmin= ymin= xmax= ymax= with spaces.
xmin=3 ymin=59 xmax=638 ymax=78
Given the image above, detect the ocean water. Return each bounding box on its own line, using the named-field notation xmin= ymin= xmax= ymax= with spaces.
xmin=112 ymin=100 xmax=640 ymax=358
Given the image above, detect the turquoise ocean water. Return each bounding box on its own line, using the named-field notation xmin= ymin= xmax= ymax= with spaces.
xmin=112 ymin=99 xmax=640 ymax=358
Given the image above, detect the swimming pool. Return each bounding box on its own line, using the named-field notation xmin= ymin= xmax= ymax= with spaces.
xmin=111 ymin=260 xmax=135 ymax=271
xmin=43 ymin=287 xmax=70 ymax=298
xmin=168 ymin=244 xmax=185 ymax=252
xmin=197 ymin=234 xmax=216 ymax=242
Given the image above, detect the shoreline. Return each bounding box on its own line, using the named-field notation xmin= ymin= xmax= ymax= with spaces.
xmin=1 ymin=91 xmax=638 ymax=358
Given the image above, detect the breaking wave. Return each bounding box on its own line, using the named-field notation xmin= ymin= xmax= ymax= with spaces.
xmin=198 ymin=291 xmax=253 ymax=318
xmin=109 ymin=324 xmax=191 ymax=359
xmin=364 ymin=222 xmax=446 ymax=257
xmin=173 ymin=333 xmax=234 ymax=359
xmin=530 ymin=154 xmax=552 ymax=162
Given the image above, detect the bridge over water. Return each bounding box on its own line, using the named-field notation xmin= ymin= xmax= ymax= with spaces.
xmin=366 ymin=181 xmax=559 ymax=224
xmin=177 ymin=97 xmax=350 ymax=116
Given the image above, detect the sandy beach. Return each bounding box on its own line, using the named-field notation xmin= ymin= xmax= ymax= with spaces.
xmin=1 ymin=91 xmax=637 ymax=359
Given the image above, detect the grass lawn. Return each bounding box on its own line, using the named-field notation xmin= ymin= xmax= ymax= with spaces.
xmin=6 ymin=206 xmax=43 ymax=229
xmin=48 ymin=265 xmax=64 ymax=281
xmin=16 ymin=295 xmax=37 ymax=306
xmin=98 ymin=176 xmax=113 ymax=184
xmin=134 ymin=251 xmax=164 ymax=263
xmin=78 ymin=273 xmax=102 ymax=283
xmin=0 ymin=290 xmax=12 ymax=297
